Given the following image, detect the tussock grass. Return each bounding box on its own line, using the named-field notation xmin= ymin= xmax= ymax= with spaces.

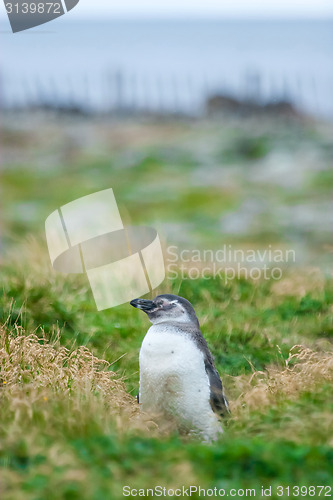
xmin=0 ymin=323 xmax=137 ymax=423
xmin=1 ymin=283 xmax=333 ymax=498
xmin=0 ymin=324 xmax=194 ymax=499
xmin=232 ymin=345 xmax=333 ymax=411
xmin=1 ymin=321 xmax=332 ymax=444
xmin=225 ymin=345 xmax=333 ymax=450
xmin=1 ymin=324 xmax=120 ymax=392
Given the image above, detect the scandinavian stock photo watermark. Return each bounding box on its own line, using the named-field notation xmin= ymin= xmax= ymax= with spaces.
xmin=166 ymin=245 xmax=296 ymax=283
xmin=45 ymin=188 xmax=165 ymax=310
xmin=45 ymin=188 xmax=296 ymax=311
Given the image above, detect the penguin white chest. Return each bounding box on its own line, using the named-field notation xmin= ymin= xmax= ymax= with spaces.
xmin=139 ymin=324 xmax=222 ymax=440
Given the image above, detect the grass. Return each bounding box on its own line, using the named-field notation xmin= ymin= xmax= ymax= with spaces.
xmin=1 ymin=112 xmax=333 ymax=498
xmin=1 ymin=273 xmax=333 ymax=499
xmin=1 ymin=241 xmax=333 ymax=499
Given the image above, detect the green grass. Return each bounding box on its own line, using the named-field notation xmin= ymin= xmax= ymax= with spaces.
xmin=1 ymin=247 xmax=333 ymax=499
xmin=2 ymin=251 xmax=332 ymax=391
xmin=1 ymin=114 xmax=333 ymax=499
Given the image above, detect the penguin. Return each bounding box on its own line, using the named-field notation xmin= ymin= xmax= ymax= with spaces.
xmin=130 ymin=294 xmax=229 ymax=441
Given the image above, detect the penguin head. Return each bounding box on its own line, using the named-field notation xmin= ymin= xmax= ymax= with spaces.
xmin=130 ymin=294 xmax=199 ymax=326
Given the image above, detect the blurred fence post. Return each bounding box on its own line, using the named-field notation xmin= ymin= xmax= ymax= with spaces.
xmin=244 ymin=69 xmax=261 ymax=103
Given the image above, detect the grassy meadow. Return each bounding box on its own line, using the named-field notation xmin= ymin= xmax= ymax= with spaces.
xmin=0 ymin=111 xmax=333 ymax=499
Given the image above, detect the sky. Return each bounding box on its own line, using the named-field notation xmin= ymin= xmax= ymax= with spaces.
xmin=72 ymin=0 xmax=333 ymax=18
xmin=0 ymin=0 xmax=332 ymax=22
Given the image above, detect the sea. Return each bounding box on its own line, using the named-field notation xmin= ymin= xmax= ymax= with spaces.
xmin=1 ymin=18 xmax=333 ymax=119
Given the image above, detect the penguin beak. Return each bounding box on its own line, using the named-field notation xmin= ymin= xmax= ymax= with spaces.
xmin=130 ymin=298 xmax=156 ymax=311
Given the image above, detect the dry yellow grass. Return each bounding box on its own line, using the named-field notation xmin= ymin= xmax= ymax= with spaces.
xmin=271 ymin=268 xmax=326 ymax=299
xmin=1 ymin=318 xmax=333 ymax=499
xmin=2 ymin=322 xmax=332 ymax=432
xmin=230 ymin=345 xmax=333 ymax=412
xmin=0 ymin=324 xmax=138 ymax=429
xmin=1 ymin=324 xmax=125 ymax=392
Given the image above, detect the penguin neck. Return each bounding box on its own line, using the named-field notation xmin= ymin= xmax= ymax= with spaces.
xmin=150 ymin=317 xmax=200 ymax=331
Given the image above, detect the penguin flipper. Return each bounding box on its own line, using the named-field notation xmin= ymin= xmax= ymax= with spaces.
xmin=204 ymin=359 xmax=230 ymax=418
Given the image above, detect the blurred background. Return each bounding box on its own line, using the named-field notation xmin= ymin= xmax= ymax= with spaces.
xmin=1 ymin=0 xmax=332 ymax=272
xmin=1 ymin=17 xmax=333 ymax=118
